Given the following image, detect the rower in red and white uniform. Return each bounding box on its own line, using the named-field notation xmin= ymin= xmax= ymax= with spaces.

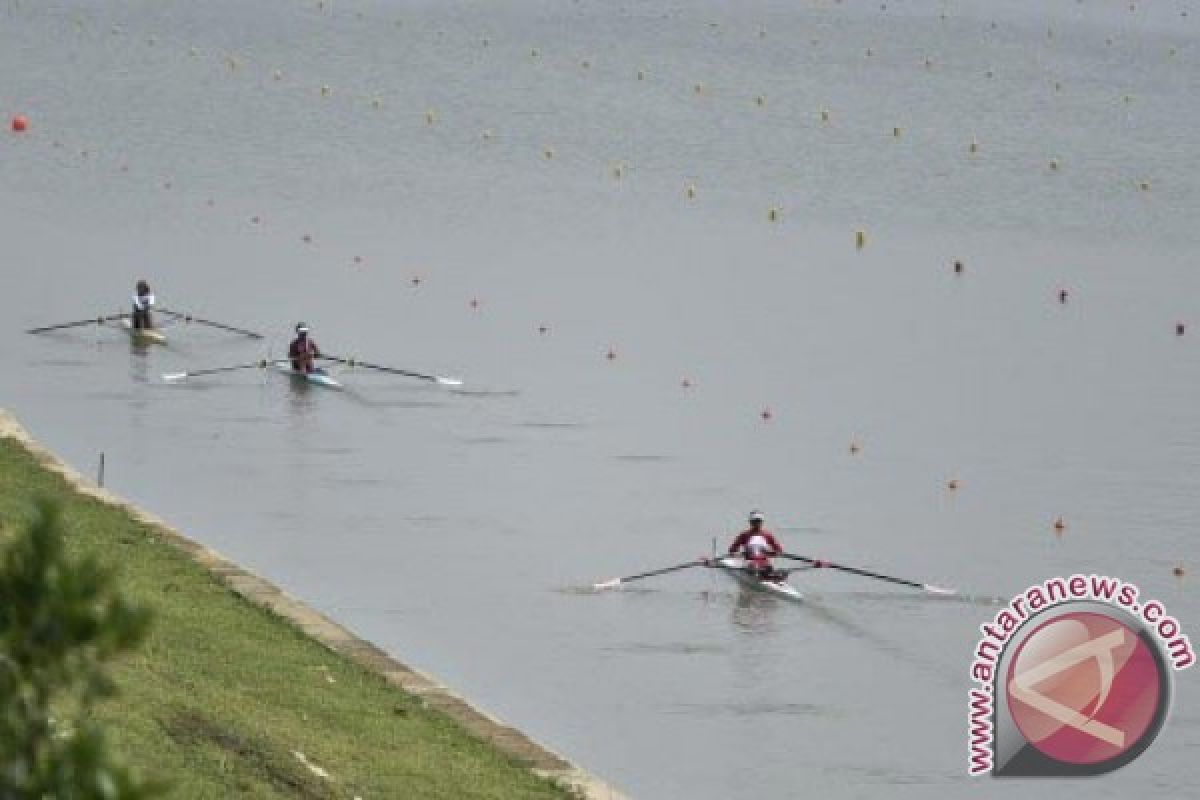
xmin=727 ymin=510 xmax=784 ymax=579
xmin=288 ymin=322 xmax=321 ymax=374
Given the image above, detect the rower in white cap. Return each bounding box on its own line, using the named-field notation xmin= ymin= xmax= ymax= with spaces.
xmin=726 ymin=510 xmax=784 ymax=579
xmin=288 ymin=322 xmax=321 ymax=374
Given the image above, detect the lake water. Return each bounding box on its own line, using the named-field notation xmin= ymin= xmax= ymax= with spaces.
xmin=2 ymin=1 xmax=1197 ymax=797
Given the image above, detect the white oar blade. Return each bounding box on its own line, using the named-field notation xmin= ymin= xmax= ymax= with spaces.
xmin=923 ymin=584 xmax=957 ymax=596
xmin=162 ymin=372 xmax=189 ymax=382
xmin=592 ymin=578 xmax=621 ymax=591
xmin=436 ymin=376 xmax=464 ymax=387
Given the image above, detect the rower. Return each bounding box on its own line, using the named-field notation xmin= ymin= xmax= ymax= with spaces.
xmin=288 ymin=322 xmax=321 ymax=374
xmin=727 ymin=510 xmax=784 ymax=580
xmin=131 ymin=280 xmax=156 ymax=330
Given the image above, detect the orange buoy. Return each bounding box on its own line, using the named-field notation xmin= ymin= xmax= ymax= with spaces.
xmin=1053 ymin=517 xmax=1066 ymax=533
xmin=11 ymin=114 xmax=28 ymax=133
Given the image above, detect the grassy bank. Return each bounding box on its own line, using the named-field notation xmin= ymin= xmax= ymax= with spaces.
xmin=0 ymin=436 xmax=575 ymax=800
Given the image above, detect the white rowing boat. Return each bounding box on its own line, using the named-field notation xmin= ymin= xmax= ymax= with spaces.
xmin=120 ymin=318 xmax=167 ymax=345
xmin=714 ymin=556 xmax=804 ymax=603
xmin=273 ymin=363 xmax=343 ymax=389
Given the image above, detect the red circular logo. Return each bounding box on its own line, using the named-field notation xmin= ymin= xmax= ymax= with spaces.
xmin=1006 ymin=611 xmax=1163 ymax=766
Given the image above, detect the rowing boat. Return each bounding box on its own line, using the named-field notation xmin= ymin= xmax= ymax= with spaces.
xmin=273 ymin=364 xmax=343 ymax=389
xmin=120 ymin=318 xmax=167 ymax=345
xmin=713 ymin=556 xmax=804 ymax=603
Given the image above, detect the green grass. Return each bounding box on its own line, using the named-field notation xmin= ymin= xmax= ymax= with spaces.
xmin=0 ymin=438 xmax=575 ymax=799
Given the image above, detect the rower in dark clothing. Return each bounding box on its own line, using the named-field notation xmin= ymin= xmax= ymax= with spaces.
xmin=131 ymin=280 xmax=155 ymax=329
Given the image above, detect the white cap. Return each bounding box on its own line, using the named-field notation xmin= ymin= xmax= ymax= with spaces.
xmin=749 ymin=510 xmax=765 ymax=522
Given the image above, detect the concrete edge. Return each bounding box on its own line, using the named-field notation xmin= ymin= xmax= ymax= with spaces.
xmin=0 ymin=410 xmax=629 ymax=800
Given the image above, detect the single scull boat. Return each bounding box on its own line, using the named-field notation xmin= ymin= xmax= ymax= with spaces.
xmin=712 ymin=556 xmax=804 ymax=603
xmin=273 ymin=364 xmax=343 ymax=389
xmin=120 ymin=318 xmax=168 ymax=345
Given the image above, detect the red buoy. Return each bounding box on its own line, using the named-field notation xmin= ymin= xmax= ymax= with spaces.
xmin=11 ymin=115 xmax=28 ymax=133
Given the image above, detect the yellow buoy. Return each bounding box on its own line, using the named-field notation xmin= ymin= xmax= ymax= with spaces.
xmin=1049 ymin=157 xmax=1060 ymax=170
xmin=637 ymin=68 xmax=645 ymax=81
xmin=755 ymin=95 xmax=766 ymax=107
xmin=685 ymin=183 xmax=696 ymax=199
xmin=1138 ymin=180 xmax=1151 ymax=191
xmin=274 ymin=69 xmax=283 ymax=81
xmin=820 ymin=109 xmax=830 ymax=122
xmin=371 ymin=97 xmax=382 ymax=109
xmin=482 ymin=129 xmax=493 ymax=141
xmin=856 ymin=230 xmax=866 ymax=250
xmin=531 ymin=48 xmax=539 ymax=58
xmin=694 ymin=82 xmax=705 ymax=95
xmin=543 ymin=146 xmax=554 ymax=159
xmin=425 ymin=109 xmax=437 ymax=125
xmin=893 ymin=126 xmax=902 ymax=138
xmin=969 ymin=138 xmax=979 ymax=154
xmin=320 ymin=84 xmax=331 ymax=97
xmin=768 ymin=206 xmax=781 ymax=223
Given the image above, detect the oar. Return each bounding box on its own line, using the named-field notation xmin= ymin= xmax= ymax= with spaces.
xmin=780 ymin=552 xmax=955 ymax=595
xmin=593 ymin=560 xmax=707 ymax=590
xmin=320 ymin=355 xmax=463 ymax=386
xmin=26 ymin=314 xmax=128 ymax=334
xmin=159 ymin=308 xmax=263 ymax=339
xmin=162 ymin=359 xmax=281 ymax=382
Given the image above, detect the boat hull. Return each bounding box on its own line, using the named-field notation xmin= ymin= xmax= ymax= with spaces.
xmin=120 ymin=318 xmax=167 ymax=345
xmin=716 ymin=556 xmax=803 ymax=602
xmin=274 ymin=364 xmax=343 ymax=389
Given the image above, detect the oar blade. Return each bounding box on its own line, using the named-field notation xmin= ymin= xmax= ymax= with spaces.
xmin=592 ymin=578 xmax=622 ymax=591
xmin=161 ymin=372 xmax=190 ymax=382
xmin=922 ymin=584 xmax=957 ymax=596
xmin=436 ymin=376 xmax=464 ymax=387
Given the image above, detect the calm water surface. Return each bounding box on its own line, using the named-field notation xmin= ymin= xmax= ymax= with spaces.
xmin=2 ymin=1 xmax=1197 ymax=797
